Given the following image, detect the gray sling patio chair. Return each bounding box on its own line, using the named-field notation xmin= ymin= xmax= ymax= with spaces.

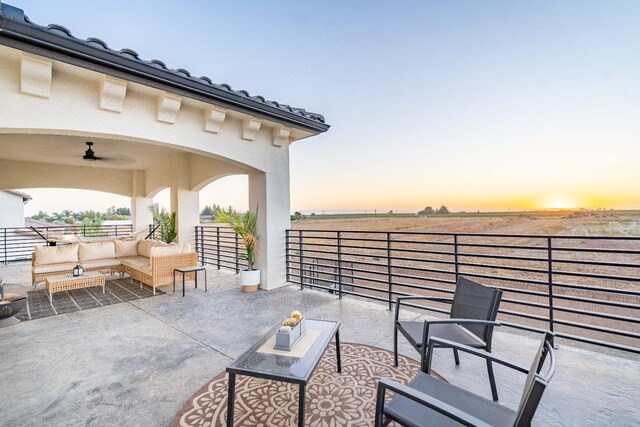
xmin=395 ymin=276 xmax=503 ymax=400
xmin=376 ymin=332 xmax=556 ymax=427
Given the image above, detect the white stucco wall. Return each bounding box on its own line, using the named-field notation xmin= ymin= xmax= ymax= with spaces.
xmin=0 ymin=192 xmax=25 ymax=228
xmin=0 ymin=45 xmax=314 ymax=290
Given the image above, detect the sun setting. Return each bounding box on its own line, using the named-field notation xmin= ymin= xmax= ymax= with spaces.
xmin=539 ymin=196 xmax=583 ymax=210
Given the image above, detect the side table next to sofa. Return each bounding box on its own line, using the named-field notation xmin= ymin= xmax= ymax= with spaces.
xmin=173 ymin=266 xmax=207 ymax=297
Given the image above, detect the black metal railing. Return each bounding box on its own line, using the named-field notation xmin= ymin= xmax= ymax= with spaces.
xmin=286 ymin=229 xmax=640 ymax=354
xmin=0 ymin=224 xmax=133 ymax=264
xmin=195 ymin=225 xmax=247 ymax=273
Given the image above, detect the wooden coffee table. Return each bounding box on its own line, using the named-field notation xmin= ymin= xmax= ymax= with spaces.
xmin=45 ymin=272 xmax=105 ymax=303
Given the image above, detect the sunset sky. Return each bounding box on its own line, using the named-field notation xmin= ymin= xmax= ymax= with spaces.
xmin=11 ymin=0 xmax=640 ymax=215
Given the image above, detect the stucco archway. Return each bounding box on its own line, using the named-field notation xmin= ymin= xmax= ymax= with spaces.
xmin=0 ymin=3 xmax=329 ymax=289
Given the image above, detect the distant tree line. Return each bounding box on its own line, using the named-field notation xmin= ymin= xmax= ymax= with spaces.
xmin=31 ymin=206 xmax=131 ymax=226
xmin=200 ymin=204 xmax=238 ymax=217
xmin=417 ymin=205 xmax=450 ymax=216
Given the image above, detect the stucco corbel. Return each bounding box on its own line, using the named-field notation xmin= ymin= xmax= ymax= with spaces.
xmin=157 ymin=92 xmax=182 ymax=124
xmin=203 ymin=107 xmax=227 ymax=133
xmin=20 ymin=53 xmax=52 ymax=98
xmin=272 ymin=127 xmax=290 ymax=147
xmin=242 ymin=119 xmax=261 ymax=141
xmin=99 ymin=76 xmax=128 ymax=112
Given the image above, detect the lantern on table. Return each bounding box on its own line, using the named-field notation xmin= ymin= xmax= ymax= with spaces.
xmin=73 ymin=265 xmax=84 ymax=276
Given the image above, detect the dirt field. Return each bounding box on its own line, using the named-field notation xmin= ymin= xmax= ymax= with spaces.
xmin=289 ymin=210 xmax=640 ymax=351
xmin=291 ymin=209 xmax=640 ymax=236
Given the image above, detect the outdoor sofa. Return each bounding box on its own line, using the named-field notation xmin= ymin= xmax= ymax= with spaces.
xmin=32 ymin=239 xmax=197 ymax=295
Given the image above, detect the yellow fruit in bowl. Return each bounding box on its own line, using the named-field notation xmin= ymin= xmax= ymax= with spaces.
xmin=283 ymin=317 xmax=298 ymax=327
xmin=291 ymin=310 xmax=303 ymax=321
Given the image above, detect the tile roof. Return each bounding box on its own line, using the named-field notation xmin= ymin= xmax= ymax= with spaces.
xmin=0 ymin=3 xmax=329 ymax=133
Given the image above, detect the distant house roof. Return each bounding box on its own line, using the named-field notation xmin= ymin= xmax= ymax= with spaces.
xmin=25 ymin=217 xmax=53 ymax=228
xmin=3 ymin=190 xmax=31 ymax=202
xmin=0 ymin=3 xmax=329 ymax=134
xmin=102 ymin=220 xmax=132 ymax=226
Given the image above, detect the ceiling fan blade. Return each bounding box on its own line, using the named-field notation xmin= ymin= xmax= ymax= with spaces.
xmin=96 ymin=157 xmax=136 ymax=165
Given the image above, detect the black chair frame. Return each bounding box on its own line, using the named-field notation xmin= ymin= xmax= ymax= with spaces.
xmin=377 ymin=332 xmax=556 ymax=427
xmin=394 ymin=278 xmax=503 ymax=401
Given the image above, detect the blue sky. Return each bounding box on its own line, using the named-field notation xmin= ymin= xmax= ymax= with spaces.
xmin=12 ymin=0 xmax=640 ymax=214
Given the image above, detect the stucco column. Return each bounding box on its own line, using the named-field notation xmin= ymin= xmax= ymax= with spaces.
xmin=170 ymin=187 xmax=199 ymax=247
xmin=131 ymin=196 xmax=153 ymax=233
xmin=131 ymin=170 xmax=152 ymax=233
xmin=249 ymin=167 xmax=291 ymax=290
xmin=169 ymin=155 xmax=199 ymax=247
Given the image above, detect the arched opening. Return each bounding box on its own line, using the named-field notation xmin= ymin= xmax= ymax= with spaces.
xmin=199 ymin=175 xmax=249 ymax=222
xmin=22 ymin=188 xmax=130 ymax=219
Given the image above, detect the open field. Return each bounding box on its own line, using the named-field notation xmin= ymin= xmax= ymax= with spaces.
xmin=292 ymin=209 xmax=640 ymax=236
xmin=289 ymin=210 xmax=640 ymax=352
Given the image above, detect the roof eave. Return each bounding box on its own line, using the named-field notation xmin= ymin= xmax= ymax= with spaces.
xmin=0 ymin=5 xmax=330 ymax=134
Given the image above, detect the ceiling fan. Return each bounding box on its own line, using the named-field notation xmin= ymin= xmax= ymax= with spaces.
xmin=83 ymin=142 xmax=101 ymax=161
xmin=81 ymin=142 xmax=135 ymax=165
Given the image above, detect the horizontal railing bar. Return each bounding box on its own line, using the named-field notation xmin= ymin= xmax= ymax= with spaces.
xmin=552 ymin=270 xmax=640 ymax=283
xmin=551 ymin=293 xmax=640 ymax=309
xmin=455 ymin=252 xmax=547 ymax=263
xmin=458 ymin=242 xmax=547 ymax=251
xmin=456 ymin=261 xmax=549 ymax=275
xmin=391 ymin=277 xmax=457 ymax=289
xmin=552 ymin=258 xmax=640 ymax=269
xmin=289 ymin=229 xmax=640 ymax=240
xmin=390 ymin=255 xmax=456 ymax=266
xmin=552 ymin=247 xmax=640 ymax=255
xmin=455 ymin=271 xmax=550 ymax=286
xmin=552 ymin=331 xmax=640 ymax=354
xmin=551 ymin=305 xmax=640 ymax=324
xmin=552 ymin=318 xmax=640 ymax=339
xmin=552 ymin=281 xmax=640 ymax=296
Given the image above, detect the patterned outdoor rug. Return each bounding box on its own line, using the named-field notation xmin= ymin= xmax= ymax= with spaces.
xmin=173 ymin=342 xmax=442 ymax=426
xmin=15 ymin=278 xmax=164 ymax=321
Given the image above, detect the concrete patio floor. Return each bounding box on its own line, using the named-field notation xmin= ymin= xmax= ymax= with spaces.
xmin=1 ymin=262 xmax=639 ymax=426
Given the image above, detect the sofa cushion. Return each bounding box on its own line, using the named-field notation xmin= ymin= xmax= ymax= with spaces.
xmin=181 ymin=243 xmax=192 ymax=253
xmin=137 ymin=240 xmax=165 ymax=258
xmin=114 ymin=239 xmax=138 ymax=258
xmin=34 ymin=244 xmax=79 ymax=266
xmin=79 ymin=241 xmax=116 ymax=262
xmin=149 ymin=244 xmax=184 ymax=259
xmin=82 ymin=259 xmax=122 ymax=269
xmin=120 ymin=256 xmax=152 ymax=276
xmin=33 ymin=261 xmax=80 ymax=274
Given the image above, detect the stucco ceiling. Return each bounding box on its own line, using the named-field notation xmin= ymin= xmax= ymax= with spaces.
xmin=0 ymin=133 xmax=182 ymax=170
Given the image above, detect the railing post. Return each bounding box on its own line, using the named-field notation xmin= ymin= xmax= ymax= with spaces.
xmin=547 ymin=237 xmax=555 ymax=332
xmin=286 ymin=230 xmax=291 ymax=283
xmin=453 ymin=234 xmax=459 ymax=282
xmin=199 ymin=227 xmax=204 ymax=265
xmin=3 ymin=228 xmax=7 ymax=265
xmin=337 ymin=231 xmax=342 ymax=299
xmin=115 ymin=225 xmax=118 ymax=237
xmin=387 ymin=232 xmax=393 ymax=310
xmin=299 ymin=230 xmax=304 ymax=290
xmin=235 ymin=233 xmax=240 ymax=273
xmin=194 ymin=226 xmax=201 ymax=265
xmin=216 ymin=227 xmax=221 ymax=270
xmin=83 ymin=224 xmax=86 ymax=237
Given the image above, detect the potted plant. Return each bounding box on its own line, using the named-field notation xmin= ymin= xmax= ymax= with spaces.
xmin=215 ymin=205 xmax=260 ymax=292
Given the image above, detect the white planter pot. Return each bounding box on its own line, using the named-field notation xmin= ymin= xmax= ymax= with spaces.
xmin=239 ymin=269 xmax=260 ymax=292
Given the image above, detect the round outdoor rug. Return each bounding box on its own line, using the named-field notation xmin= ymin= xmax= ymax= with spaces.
xmin=172 ymin=342 xmax=442 ymax=427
